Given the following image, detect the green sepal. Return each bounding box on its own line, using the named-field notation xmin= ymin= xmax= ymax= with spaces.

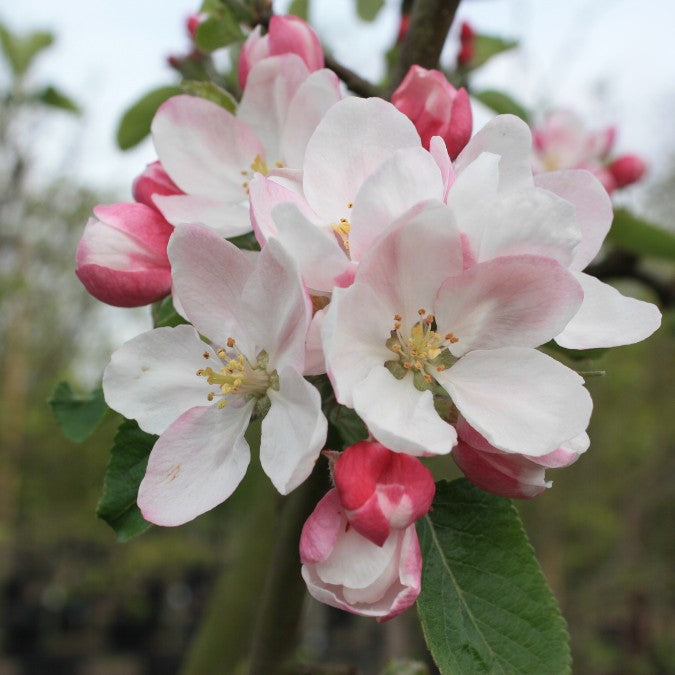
xmin=385 ymin=359 xmax=407 ymax=380
xmin=181 ymin=79 xmax=238 ymax=113
xmin=227 ymin=230 xmax=261 ymax=251
xmin=194 ymin=8 xmax=245 ymax=52
xmin=151 ymin=296 xmax=189 ymax=329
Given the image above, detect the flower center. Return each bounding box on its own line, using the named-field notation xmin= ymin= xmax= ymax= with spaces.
xmin=330 ymin=202 xmax=353 ymax=255
xmin=385 ymin=308 xmax=458 ymax=391
xmin=240 ymin=155 xmax=284 ymax=194
xmin=196 ymin=338 xmax=277 ymax=408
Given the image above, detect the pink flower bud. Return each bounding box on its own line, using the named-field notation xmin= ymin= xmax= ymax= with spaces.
xmin=452 ymin=418 xmax=586 ymax=499
xmin=238 ymin=15 xmax=324 ymax=89
xmin=460 ymin=21 xmax=475 ymax=43
xmin=300 ymin=489 xmax=422 ymax=621
xmin=607 ymin=154 xmax=646 ymax=189
xmin=75 ymin=203 xmax=173 ymax=307
xmin=391 ymin=65 xmax=472 ymax=159
xmin=132 ymin=161 xmax=182 ymax=209
xmin=333 ymin=441 xmax=435 ymax=546
xmin=457 ymin=43 xmax=474 ymax=67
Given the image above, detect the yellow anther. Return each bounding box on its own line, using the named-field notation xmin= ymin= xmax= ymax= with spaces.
xmin=203 ymin=351 xmax=210 ymax=359
xmin=227 ymin=337 xmax=236 ymax=347
xmin=418 ymin=308 xmax=426 ymax=316
xmin=275 ymin=160 xmax=284 ymax=168
xmin=250 ymin=155 xmax=270 ymax=175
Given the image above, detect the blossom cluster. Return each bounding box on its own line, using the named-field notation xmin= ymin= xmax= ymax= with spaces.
xmin=76 ymin=16 xmax=661 ymax=620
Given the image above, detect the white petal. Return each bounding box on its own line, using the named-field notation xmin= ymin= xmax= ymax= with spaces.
xmin=281 ymin=68 xmax=343 ymax=168
xmin=152 ymin=95 xmax=263 ymax=198
xmin=322 ymin=285 xmax=395 ymax=407
xmin=242 ymin=239 xmax=311 ymax=372
xmin=534 ymin=169 xmax=613 ymax=271
xmin=454 ymin=114 xmax=534 ymax=192
xmin=138 ymin=402 xmax=253 ymax=526
xmin=555 ymin=272 xmax=661 ymax=348
xmin=153 ymin=194 xmax=251 ymax=237
xmin=349 ymin=147 xmax=445 ymax=261
xmin=103 ymin=325 xmax=216 ymax=435
xmin=238 ymin=54 xmax=309 ymax=161
xmin=353 ymin=366 xmax=456 ymax=456
xmin=260 ymin=368 xmax=327 ymax=494
xmin=303 ymin=97 xmax=421 ymax=222
xmin=271 ymin=202 xmax=354 ymax=293
xmin=168 ymin=224 xmax=255 ymax=351
xmin=439 ymin=347 xmax=592 ymax=457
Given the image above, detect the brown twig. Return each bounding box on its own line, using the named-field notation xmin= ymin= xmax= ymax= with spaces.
xmin=324 ymin=54 xmax=383 ymax=98
xmin=389 ymin=0 xmax=462 ymax=94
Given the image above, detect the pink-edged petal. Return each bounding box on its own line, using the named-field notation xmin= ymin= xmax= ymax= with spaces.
xmin=349 ymin=147 xmax=445 ymax=261
xmin=534 ymin=169 xmax=612 ymax=271
xmin=299 ymin=489 xmax=344 ymax=564
xmin=102 ymin=325 xmax=218 ymax=435
xmin=322 ymin=285 xmax=397 ymax=407
xmin=153 ymin=193 xmax=251 ymax=236
xmin=555 ymin=272 xmax=661 ymax=349
xmin=152 ymin=95 xmax=263 ymax=198
xmin=303 ymin=97 xmax=421 ymax=222
xmin=305 ymin=308 xmax=327 ymax=376
xmin=249 ymin=173 xmax=317 ymax=244
xmin=168 ymin=224 xmax=255 ymax=350
xmin=434 ymin=255 xmax=583 ymax=356
xmin=452 ymin=440 xmax=551 ymax=499
xmin=439 ymin=347 xmax=592 ymax=457
xmin=429 ymin=135 xmax=455 ymax=201
xmin=242 ymin=239 xmax=311 ymax=372
xmin=138 ymin=402 xmax=253 ymax=526
xmin=260 ymin=367 xmax=327 ymax=494
xmin=238 ymin=54 xmax=310 ymax=161
xmin=476 ymin=185 xmax=581 ymax=267
xmin=352 ymin=366 xmax=457 ymax=456
xmin=445 ymin=151 xmax=500 ymax=254
xmin=356 ymin=202 xmax=463 ymax=322
xmin=379 ymin=526 xmax=422 ymax=622
xmin=454 ymin=114 xmax=534 ymax=191
xmin=281 ymin=68 xmax=343 ymax=168
xmin=270 ymin=202 xmax=353 ymax=293
xmin=534 ymin=433 xmax=588 ymax=469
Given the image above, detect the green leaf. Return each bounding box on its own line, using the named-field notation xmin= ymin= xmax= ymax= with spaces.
xmin=417 ymin=479 xmax=570 ymax=674
xmin=288 ymin=0 xmax=309 ymax=20
xmin=468 ymin=33 xmax=517 ymax=70
xmin=607 ymin=208 xmax=675 ymax=262
xmin=96 ymin=419 xmax=156 ymax=541
xmin=227 ymin=231 xmax=260 ymax=251
xmin=49 ymin=381 xmax=108 ymax=443
xmin=194 ymin=9 xmax=244 ymax=52
xmin=473 ymin=89 xmax=529 ymax=122
xmin=116 ymin=86 xmax=183 ymax=150
xmin=357 ymin=0 xmax=385 ymax=22
xmin=181 ymin=79 xmax=237 ymax=113
xmin=151 ymin=296 xmax=189 ymax=328
xmin=36 ymin=85 xmax=80 ymax=114
xmin=0 ymin=24 xmax=53 ymax=77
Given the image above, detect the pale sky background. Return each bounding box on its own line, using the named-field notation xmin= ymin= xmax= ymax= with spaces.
xmin=4 ymin=0 xmax=674 ymax=364
xmin=5 ymin=0 xmax=675 ymax=200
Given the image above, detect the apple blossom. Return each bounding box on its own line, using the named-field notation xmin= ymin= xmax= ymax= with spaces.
xmin=132 ymin=160 xmax=182 ymax=207
xmin=322 ymin=203 xmax=592 ymax=459
xmin=452 ymin=417 xmax=588 ymax=499
xmin=151 ymin=54 xmax=341 ymax=236
xmin=238 ymin=15 xmax=324 ymax=89
xmin=300 ymin=489 xmax=422 ymax=621
xmin=102 ymin=224 xmax=327 ymax=526
xmin=531 ymin=109 xmax=646 ymax=193
xmin=391 ymin=65 xmax=472 ymax=159
xmin=333 ymin=441 xmax=435 ymax=546
xmin=75 ymin=203 xmax=174 ymax=307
